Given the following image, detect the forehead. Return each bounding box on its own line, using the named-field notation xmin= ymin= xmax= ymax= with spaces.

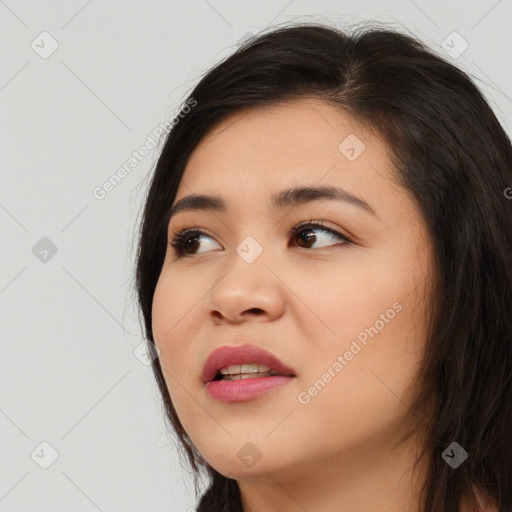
xmin=173 ymin=99 xmax=402 ymax=216
xmin=185 ymin=99 xmax=383 ymax=176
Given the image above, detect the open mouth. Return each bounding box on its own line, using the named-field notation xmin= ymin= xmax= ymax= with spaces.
xmin=212 ymin=370 xmax=285 ymax=381
xmin=211 ymin=363 xmax=293 ymax=382
xmin=201 ymin=344 xmax=297 ymax=387
xmin=203 ymin=356 xmax=296 ymax=402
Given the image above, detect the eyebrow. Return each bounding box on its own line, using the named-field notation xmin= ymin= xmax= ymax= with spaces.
xmin=168 ymin=185 xmax=379 ymax=221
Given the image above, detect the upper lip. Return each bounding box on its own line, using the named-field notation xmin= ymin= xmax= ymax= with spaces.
xmin=201 ymin=344 xmax=296 ymax=384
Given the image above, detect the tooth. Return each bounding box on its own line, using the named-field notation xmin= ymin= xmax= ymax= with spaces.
xmin=241 ymin=363 xmax=258 ymax=373
xmin=226 ymin=373 xmax=269 ymax=380
xmin=223 ymin=372 xmax=274 ymax=381
xmin=219 ymin=363 xmax=272 ymax=375
xmin=228 ymin=364 xmax=241 ymax=375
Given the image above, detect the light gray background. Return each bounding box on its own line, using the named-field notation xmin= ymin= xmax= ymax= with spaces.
xmin=1 ymin=1 xmax=511 ymax=511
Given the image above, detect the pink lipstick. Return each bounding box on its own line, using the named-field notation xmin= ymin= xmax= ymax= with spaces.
xmin=201 ymin=344 xmax=296 ymax=402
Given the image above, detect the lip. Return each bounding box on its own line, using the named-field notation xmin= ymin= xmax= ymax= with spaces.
xmin=206 ymin=376 xmax=294 ymax=402
xmin=201 ymin=344 xmax=296 ymax=385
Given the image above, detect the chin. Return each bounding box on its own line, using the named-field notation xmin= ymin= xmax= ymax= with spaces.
xmin=202 ymin=448 xmax=282 ymax=481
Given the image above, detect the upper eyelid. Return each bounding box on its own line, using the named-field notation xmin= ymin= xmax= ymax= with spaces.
xmin=171 ymin=221 xmax=340 ymax=236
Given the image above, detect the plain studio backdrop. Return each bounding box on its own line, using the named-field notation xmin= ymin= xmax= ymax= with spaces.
xmin=1 ymin=0 xmax=511 ymax=510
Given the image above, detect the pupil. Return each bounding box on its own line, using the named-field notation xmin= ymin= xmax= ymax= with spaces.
xmin=185 ymin=235 xmax=199 ymax=253
xmin=299 ymin=229 xmax=316 ymax=248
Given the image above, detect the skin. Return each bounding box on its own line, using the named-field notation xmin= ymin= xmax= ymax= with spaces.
xmin=151 ymin=98 xmax=439 ymax=512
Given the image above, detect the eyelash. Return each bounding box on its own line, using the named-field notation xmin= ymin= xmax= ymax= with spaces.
xmin=168 ymin=219 xmax=352 ymax=259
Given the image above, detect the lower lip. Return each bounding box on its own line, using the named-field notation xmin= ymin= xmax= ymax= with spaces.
xmin=205 ymin=376 xmax=294 ymax=402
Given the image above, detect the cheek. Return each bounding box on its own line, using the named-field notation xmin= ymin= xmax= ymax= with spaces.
xmin=151 ymin=273 xmax=203 ymax=396
xmin=295 ymin=255 xmax=410 ymax=345
xmin=151 ymin=279 xmax=208 ymax=438
xmin=294 ymin=304 xmax=425 ymax=454
xmin=151 ymin=276 xmax=178 ymax=344
xmin=295 ymin=256 xmax=428 ymax=429
xmin=151 ymin=269 xmax=204 ymax=345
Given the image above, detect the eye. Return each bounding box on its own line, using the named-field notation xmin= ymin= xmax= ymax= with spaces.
xmin=168 ymin=220 xmax=351 ymax=258
xmin=168 ymin=228 xmax=220 ymax=257
xmin=290 ymin=220 xmax=351 ymax=250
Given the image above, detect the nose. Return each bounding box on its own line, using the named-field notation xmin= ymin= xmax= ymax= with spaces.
xmin=204 ymin=249 xmax=286 ymax=324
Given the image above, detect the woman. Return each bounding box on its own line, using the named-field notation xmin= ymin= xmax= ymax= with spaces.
xmin=134 ymin=21 xmax=512 ymax=512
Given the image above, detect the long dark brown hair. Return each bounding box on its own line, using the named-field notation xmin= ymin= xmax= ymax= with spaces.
xmin=134 ymin=21 xmax=512 ymax=512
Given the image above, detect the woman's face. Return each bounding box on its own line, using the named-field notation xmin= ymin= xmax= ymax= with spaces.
xmin=152 ymin=99 xmax=434 ymax=484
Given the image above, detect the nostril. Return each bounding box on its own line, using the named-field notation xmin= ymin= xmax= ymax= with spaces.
xmin=246 ymin=308 xmax=264 ymax=314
